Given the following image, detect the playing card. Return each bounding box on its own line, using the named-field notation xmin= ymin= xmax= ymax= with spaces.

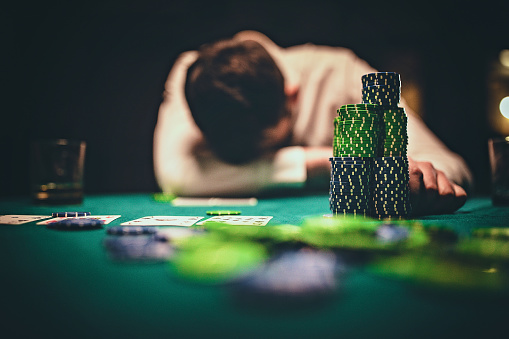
xmin=0 ymin=215 xmax=51 ymax=225
xmin=36 ymin=215 xmax=121 ymax=225
xmin=171 ymin=197 xmax=258 ymax=206
xmin=197 ymin=216 xmax=273 ymax=226
xmin=120 ymin=216 xmax=203 ymax=226
xmin=156 ymin=227 xmax=201 ymax=240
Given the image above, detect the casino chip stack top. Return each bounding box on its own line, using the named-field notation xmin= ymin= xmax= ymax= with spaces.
xmin=330 ymin=72 xmax=411 ymax=219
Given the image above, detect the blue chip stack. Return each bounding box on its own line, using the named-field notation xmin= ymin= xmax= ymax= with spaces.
xmin=372 ymin=157 xmax=411 ymax=218
xmin=330 ymin=72 xmax=411 ymax=219
xmin=329 ymin=157 xmax=373 ymax=217
xmin=361 ymin=72 xmax=401 ymax=107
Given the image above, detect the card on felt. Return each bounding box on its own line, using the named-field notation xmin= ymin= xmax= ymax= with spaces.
xmin=197 ymin=216 xmax=273 ymax=226
xmin=0 ymin=215 xmax=51 ymax=225
xmin=121 ymin=216 xmax=203 ymax=226
xmin=37 ymin=215 xmax=121 ymax=225
xmin=171 ymin=197 xmax=258 ymax=206
xmin=157 ymin=227 xmax=200 ymax=240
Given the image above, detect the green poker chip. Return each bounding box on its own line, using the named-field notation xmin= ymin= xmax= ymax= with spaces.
xmin=171 ymin=238 xmax=268 ymax=284
xmin=206 ymin=210 xmax=241 ymax=216
xmin=152 ymin=192 xmax=177 ymax=202
xmin=340 ymin=103 xmax=380 ymax=110
xmin=367 ymin=253 xmax=507 ymax=290
xmin=300 ymin=216 xmax=429 ymax=251
xmin=340 ymin=113 xmax=380 ymax=120
xmin=472 ymin=227 xmax=509 ymax=240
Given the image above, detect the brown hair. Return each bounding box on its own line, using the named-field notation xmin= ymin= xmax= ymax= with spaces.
xmin=185 ymin=39 xmax=285 ymax=164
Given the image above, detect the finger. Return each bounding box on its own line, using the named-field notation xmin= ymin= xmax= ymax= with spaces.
xmin=420 ymin=162 xmax=438 ymax=198
xmin=435 ymin=170 xmax=456 ymax=213
xmin=408 ymin=163 xmax=424 ymax=195
xmin=415 ymin=162 xmax=438 ymax=215
xmin=408 ymin=168 xmax=424 ymax=216
xmin=451 ymin=183 xmax=468 ymax=211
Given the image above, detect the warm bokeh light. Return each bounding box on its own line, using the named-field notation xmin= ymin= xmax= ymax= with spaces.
xmin=500 ymin=96 xmax=509 ymax=119
xmin=500 ymin=50 xmax=509 ymax=68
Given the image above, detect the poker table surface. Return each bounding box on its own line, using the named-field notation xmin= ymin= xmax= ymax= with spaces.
xmin=2 ymin=193 xmax=509 ymax=338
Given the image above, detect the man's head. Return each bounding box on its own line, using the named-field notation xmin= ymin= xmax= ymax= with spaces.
xmin=185 ymin=38 xmax=290 ymax=164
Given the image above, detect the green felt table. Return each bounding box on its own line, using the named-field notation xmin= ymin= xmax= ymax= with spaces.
xmin=1 ymin=193 xmax=509 ymax=338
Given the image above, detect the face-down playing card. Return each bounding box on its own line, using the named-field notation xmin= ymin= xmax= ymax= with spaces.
xmin=197 ymin=216 xmax=273 ymax=226
xmin=121 ymin=216 xmax=204 ymax=226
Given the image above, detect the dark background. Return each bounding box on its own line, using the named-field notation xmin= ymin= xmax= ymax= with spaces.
xmin=2 ymin=0 xmax=507 ymax=197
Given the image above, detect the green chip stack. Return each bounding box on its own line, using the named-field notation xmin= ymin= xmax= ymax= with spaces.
xmin=334 ymin=104 xmax=382 ymax=158
xmin=380 ymin=107 xmax=408 ymax=157
xmin=330 ymin=72 xmax=411 ymax=219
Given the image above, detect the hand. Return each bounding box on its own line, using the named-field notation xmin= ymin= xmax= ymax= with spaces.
xmin=304 ymin=146 xmax=333 ymax=189
xmin=408 ymin=157 xmax=467 ymax=216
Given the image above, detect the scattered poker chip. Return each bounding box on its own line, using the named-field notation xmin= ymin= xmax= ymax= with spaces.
xmin=456 ymin=237 xmax=509 ymax=263
xmin=47 ymin=217 xmax=104 ymax=230
xmin=51 ymin=211 xmax=91 ymax=217
xmin=106 ymin=226 xmax=158 ymax=235
xmin=376 ymin=223 xmax=410 ymax=243
xmin=203 ymin=222 xmax=301 ymax=244
xmin=472 ymin=227 xmax=509 ymax=240
xmin=103 ymin=234 xmax=173 ymax=261
xmin=368 ymin=253 xmax=507 ymax=290
xmin=232 ymin=249 xmax=340 ymax=304
xmin=206 ymin=210 xmax=241 ymax=216
xmin=153 ymin=192 xmax=177 ymax=202
xmin=300 ymin=215 xmax=383 ymax=249
xmin=171 ymin=240 xmax=268 ymax=284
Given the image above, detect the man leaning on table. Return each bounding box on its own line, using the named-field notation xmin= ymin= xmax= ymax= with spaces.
xmin=153 ymin=30 xmax=472 ymax=216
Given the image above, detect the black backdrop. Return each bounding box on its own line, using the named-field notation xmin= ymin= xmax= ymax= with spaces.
xmin=3 ymin=0 xmax=507 ymax=197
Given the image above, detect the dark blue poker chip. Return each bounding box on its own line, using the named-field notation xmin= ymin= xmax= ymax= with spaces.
xmin=376 ymin=224 xmax=410 ymax=243
xmin=51 ymin=212 xmax=91 ymax=217
xmin=329 ymin=197 xmax=371 ymax=204
xmin=103 ymin=234 xmax=173 ymax=261
xmin=330 ymin=204 xmax=371 ymax=212
xmin=362 ymin=72 xmax=401 ymax=87
xmin=330 ymin=197 xmax=371 ymax=204
xmin=331 ymin=164 xmax=371 ymax=170
xmin=373 ymin=203 xmax=411 ymax=209
xmin=232 ymin=249 xmax=340 ymax=303
xmin=330 ymin=182 xmax=369 ymax=189
xmin=329 ymin=190 xmax=367 ymax=195
xmin=373 ymin=156 xmax=408 ymax=162
xmin=106 ymin=226 xmax=158 ymax=235
xmin=374 ymin=196 xmax=411 ymax=202
xmin=47 ymin=217 xmax=104 ymax=230
xmin=331 ymin=167 xmax=371 ymax=171
xmin=372 ymin=172 xmax=409 ymax=178
xmin=372 ymin=182 xmax=409 ymax=188
xmin=330 ymin=179 xmax=371 ymax=185
xmin=330 ymin=208 xmax=370 ymax=216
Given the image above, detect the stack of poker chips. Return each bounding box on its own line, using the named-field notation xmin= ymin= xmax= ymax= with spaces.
xmin=330 ymin=104 xmax=382 ymax=216
xmin=329 ymin=156 xmax=373 ymax=217
xmin=333 ymin=104 xmax=382 ymax=158
xmin=361 ymin=72 xmax=401 ymax=107
xmin=362 ymin=72 xmax=411 ymax=218
xmin=371 ymin=157 xmax=410 ymax=219
xmin=330 ymin=72 xmax=411 ymax=219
